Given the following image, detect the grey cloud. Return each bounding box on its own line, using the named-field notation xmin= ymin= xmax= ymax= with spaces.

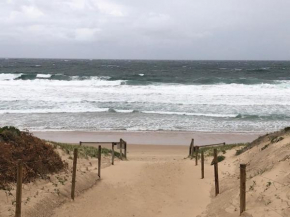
xmin=0 ymin=0 xmax=290 ymax=60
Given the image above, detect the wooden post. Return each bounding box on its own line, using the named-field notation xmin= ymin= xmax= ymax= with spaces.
xmin=124 ymin=142 xmax=127 ymax=159
xmin=189 ymin=139 xmax=193 ymax=156
xmin=240 ymin=164 xmax=246 ymax=215
xmin=191 ymin=139 xmax=195 ymax=158
xmin=213 ymin=149 xmax=219 ymax=196
xmin=79 ymin=141 xmax=82 ymax=146
xmin=201 ymin=150 xmax=204 ymax=179
xmin=15 ymin=160 xmax=23 ymax=217
xmin=195 ymin=146 xmax=199 ymax=166
xmin=98 ymin=145 xmax=101 ymax=178
xmin=71 ymin=148 xmax=78 ymax=200
xmin=112 ymin=143 xmax=115 ymax=165
xmin=119 ymin=139 xmax=123 ymax=160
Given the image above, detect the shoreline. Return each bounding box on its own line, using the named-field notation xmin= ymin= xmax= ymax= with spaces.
xmin=32 ymin=130 xmax=263 ymax=145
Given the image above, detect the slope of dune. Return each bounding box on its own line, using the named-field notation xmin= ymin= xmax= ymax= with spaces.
xmin=201 ymin=128 xmax=290 ymax=217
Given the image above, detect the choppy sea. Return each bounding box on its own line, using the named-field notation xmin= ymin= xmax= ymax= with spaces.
xmin=1 ymin=58 xmax=290 ymax=132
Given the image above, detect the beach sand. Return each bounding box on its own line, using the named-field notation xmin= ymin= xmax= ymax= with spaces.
xmin=51 ymin=144 xmax=214 ymax=217
xmin=32 ymin=130 xmax=261 ymax=145
xmin=1 ymin=130 xmax=289 ymax=217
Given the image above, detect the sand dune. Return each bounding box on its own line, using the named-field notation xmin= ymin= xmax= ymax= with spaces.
xmin=1 ymin=130 xmax=290 ymax=217
xmin=201 ymin=130 xmax=290 ymax=217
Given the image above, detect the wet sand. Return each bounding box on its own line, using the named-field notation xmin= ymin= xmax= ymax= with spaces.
xmin=32 ymin=130 xmax=262 ymax=146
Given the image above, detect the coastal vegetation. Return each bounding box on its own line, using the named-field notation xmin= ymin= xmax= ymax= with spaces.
xmin=0 ymin=126 xmax=119 ymax=190
xmin=0 ymin=126 xmax=65 ymax=189
xmin=199 ymin=143 xmax=248 ymax=157
xmin=50 ymin=141 xmax=121 ymax=159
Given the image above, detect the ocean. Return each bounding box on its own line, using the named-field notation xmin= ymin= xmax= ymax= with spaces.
xmin=0 ymin=58 xmax=290 ymax=132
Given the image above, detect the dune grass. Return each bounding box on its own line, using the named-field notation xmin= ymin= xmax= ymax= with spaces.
xmin=200 ymin=143 xmax=248 ymax=157
xmin=192 ymin=143 xmax=248 ymax=163
xmin=50 ymin=141 xmax=121 ymax=159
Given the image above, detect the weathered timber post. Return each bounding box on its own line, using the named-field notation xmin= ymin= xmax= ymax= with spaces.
xmin=201 ymin=150 xmax=204 ymax=179
xmin=213 ymin=149 xmax=219 ymax=196
xmin=191 ymin=139 xmax=195 ymax=158
xmin=112 ymin=143 xmax=115 ymax=165
xmin=98 ymin=145 xmax=101 ymax=178
xmin=79 ymin=141 xmax=82 ymax=146
xmin=189 ymin=139 xmax=193 ymax=156
xmin=124 ymin=142 xmax=127 ymax=159
xmin=15 ymin=160 xmax=23 ymax=217
xmin=195 ymin=146 xmax=199 ymax=166
xmin=120 ymin=139 xmax=123 ymax=160
xmin=240 ymin=164 xmax=246 ymax=215
xmin=71 ymin=148 xmax=78 ymax=200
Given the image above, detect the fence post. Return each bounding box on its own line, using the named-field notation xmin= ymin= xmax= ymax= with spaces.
xmin=15 ymin=160 xmax=23 ymax=217
xmin=120 ymin=139 xmax=123 ymax=160
xmin=98 ymin=145 xmax=101 ymax=178
xmin=191 ymin=139 xmax=195 ymax=158
xmin=189 ymin=139 xmax=193 ymax=156
xmin=195 ymin=146 xmax=199 ymax=166
xmin=79 ymin=141 xmax=82 ymax=146
xmin=240 ymin=164 xmax=246 ymax=215
xmin=201 ymin=150 xmax=204 ymax=179
xmin=213 ymin=149 xmax=219 ymax=196
xmin=112 ymin=143 xmax=115 ymax=165
xmin=124 ymin=142 xmax=127 ymax=159
xmin=71 ymin=148 xmax=78 ymax=200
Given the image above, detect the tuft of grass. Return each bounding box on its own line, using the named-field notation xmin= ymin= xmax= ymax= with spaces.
xmin=261 ymin=144 xmax=269 ymax=151
xmin=50 ymin=141 xmax=121 ymax=159
xmin=236 ymin=149 xmax=244 ymax=156
xmin=211 ymin=156 xmax=225 ymax=165
xmin=270 ymin=136 xmax=284 ymax=143
xmin=234 ymin=143 xmax=251 ymax=156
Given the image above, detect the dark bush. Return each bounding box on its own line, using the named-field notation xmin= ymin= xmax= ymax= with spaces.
xmin=211 ymin=156 xmax=225 ymax=165
xmin=0 ymin=126 xmax=66 ymax=189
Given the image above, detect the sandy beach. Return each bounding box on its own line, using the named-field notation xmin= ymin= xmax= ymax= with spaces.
xmin=32 ymin=130 xmax=262 ymax=145
xmin=51 ymin=144 xmax=214 ymax=217
xmin=48 ymin=129 xmax=290 ymax=217
xmin=1 ymin=128 xmax=290 ymax=217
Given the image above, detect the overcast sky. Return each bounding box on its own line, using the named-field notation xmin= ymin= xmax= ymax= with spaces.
xmin=0 ymin=0 xmax=290 ymax=60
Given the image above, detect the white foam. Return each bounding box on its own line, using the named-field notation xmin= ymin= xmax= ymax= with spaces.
xmin=0 ymin=107 xmax=109 ymax=114
xmin=1 ymin=79 xmax=290 ymax=105
xmin=115 ymin=109 xmax=134 ymax=113
xmin=1 ymin=77 xmax=290 ymax=117
xmin=0 ymin=73 xmax=21 ymax=80
xmin=142 ymin=111 xmax=237 ymax=117
xmin=36 ymin=74 xmax=52 ymax=78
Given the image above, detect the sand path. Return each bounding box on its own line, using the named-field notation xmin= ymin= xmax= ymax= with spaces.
xmin=52 ymin=146 xmax=213 ymax=217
